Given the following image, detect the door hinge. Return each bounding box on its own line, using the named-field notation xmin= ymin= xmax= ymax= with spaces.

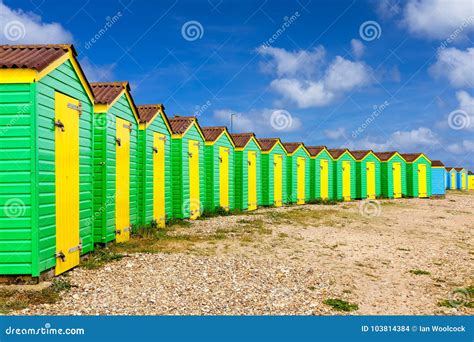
xmin=68 ymin=102 xmax=82 ymax=116
xmin=123 ymin=226 xmax=132 ymax=233
xmin=123 ymin=123 xmax=132 ymax=132
xmin=54 ymin=119 xmax=65 ymax=132
xmin=55 ymin=250 xmax=66 ymax=262
xmin=68 ymin=242 xmax=83 ymax=254
xmin=159 ymin=136 xmax=167 ymax=141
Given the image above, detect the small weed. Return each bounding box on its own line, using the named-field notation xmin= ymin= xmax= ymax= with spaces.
xmin=323 ymin=298 xmax=359 ymax=312
xmin=409 ymin=269 xmax=431 ymax=276
xmin=81 ymin=247 xmax=124 ymax=269
xmin=438 ymin=286 xmax=474 ymax=309
xmin=397 ymin=247 xmax=411 ymax=251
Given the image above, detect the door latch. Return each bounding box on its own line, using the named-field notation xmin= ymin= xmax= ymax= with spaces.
xmin=115 ymin=229 xmax=121 ymax=235
xmin=116 ymin=137 xmax=121 ymax=146
xmin=153 ymin=146 xmax=158 ymax=154
xmin=56 ymin=250 xmax=66 ymax=262
xmin=188 ymin=152 xmax=193 ymax=158
xmin=54 ymin=119 xmax=65 ymax=132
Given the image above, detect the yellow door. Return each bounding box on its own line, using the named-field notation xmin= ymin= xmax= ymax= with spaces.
xmin=366 ymin=162 xmax=376 ymax=199
xmin=469 ymin=176 xmax=474 ymax=190
xmin=342 ymin=160 xmax=351 ymax=201
xmin=297 ymin=157 xmax=305 ymax=204
xmin=450 ymin=172 xmax=456 ymax=189
xmin=189 ymin=140 xmax=200 ymax=219
xmin=153 ymin=132 xmax=166 ymax=228
xmin=392 ymin=162 xmax=402 ymax=198
xmin=219 ymin=147 xmax=229 ymax=210
xmin=418 ymin=163 xmax=427 ymax=198
xmin=248 ymin=151 xmax=257 ymax=211
xmin=461 ymin=173 xmax=466 ymax=190
xmin=116 ymin=117 xmax=131 ymax=242
xmin=320 ymin=159 xmax=329 ymax=200
xmin=54 ymin=92 xmax=80 ymax=275
xmin=273 ymin=154 xmax=282 ymax=207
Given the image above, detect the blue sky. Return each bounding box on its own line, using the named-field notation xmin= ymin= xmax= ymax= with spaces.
xmin=1 ymin=0 xmax=473 ymax=169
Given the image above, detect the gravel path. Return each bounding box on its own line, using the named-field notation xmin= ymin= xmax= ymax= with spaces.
xmin=18 ymin=192 xmax=474 ymax=315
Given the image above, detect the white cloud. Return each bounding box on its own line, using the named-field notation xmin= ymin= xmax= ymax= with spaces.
xmin=446 ymin=140 xmax=474 ymax=154
xmin=0 ymin=2 xmax=72 ymax=44
xmin=259 ymin=47 xmax=373 ymax=108
xmin=257 ymin=46 xmax=325 ymax=78
xmin=324 ymin=127 xmax=346 ymax=140
xmin=352 ymin=127 xmax=439 ymax=151
xmin=430 ymin=47 xmax=474 ymax=88
xmin=213 ymin=108 xmax=302 ymax=135
xmin=402 ymin=0 xmax=474 ymax=40
xmin=375 ymin=0 xmax=401 ymax=19
xmin=350 ymin=39 xmax=365 ymax=58
xmin=80 ymin=57 xmax=117 ymax=82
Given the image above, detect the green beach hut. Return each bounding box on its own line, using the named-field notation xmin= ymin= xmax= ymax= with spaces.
xmin=327 ymin=149 xmax=357 ymax=201
xmin=401 ymin=153 xmax=431 ymax=198
xmin=258 ymin=138 xmax=288 ymax=207
xmin=374 ymin=152 xmax=407 ymax=198
xmin=169 ymin=116 xmax=206 ymax=220
xmin=231 ymin=133 xmax=262 ymax=211
xmin=91 ymin=82 xmax=140 ymax=244
xmin=201 ymin=126 xmax=235 ymax=212
xmin=137 ymin=104 xmax=172 ymax=228
xmin=0 ymin=44 xmax=95 ymax=276
xmin=282 ymin=143 xmax=311 ymax=204
xmin=306 ymin=146 xmax=335 ymax=201
xmin=351 ymin=150 xmax=381 ymax=200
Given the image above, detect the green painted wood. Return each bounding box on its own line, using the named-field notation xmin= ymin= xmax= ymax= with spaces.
xmin=92 ymin=94 xmax=139 ymax=243
xmin=379 ymin=155 xmax=407 ymax=198
xmin=204 ymin=135 xmax=235 ymax=211
xmin=137 ymin=116 xmax=172 ymax=225
xmin=406 ymin=156 xmax=432 ymax=197
xmin=286 ymin=147 xmax=311 ymax=203
xmin=354 ymin=154 xmax=381 ymax=199
xmin=0 ymin=60 xmax=94 ymax=276
xmin=234 ymin=139 xmax=262 ymax=210
xmin=170 ymin=124 xmax=206 ymax=218
xmin=310 ymin=150 xmax=335 ymax=200
xmin=261 ymin=144 xmax=287 ymax=206
xmin=332 ymin=153 xmax=357 ymax=200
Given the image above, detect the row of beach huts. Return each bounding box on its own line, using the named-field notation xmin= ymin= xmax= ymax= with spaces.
xmin=0 ymin=44 xmax=472 ymax=280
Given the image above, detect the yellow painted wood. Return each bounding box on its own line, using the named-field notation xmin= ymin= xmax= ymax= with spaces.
xmin=418 ymin=163 xmax=427 ymax=198
xmin=297 ymin=157 xmax=305 ymax=204
xmin=248 ymin=151 xmax=257 ymax=211
xmin=273 ymin=154 xmax=283 ymax=207
xmin=189 ymin=140 xmax=201 ymax=219
xmin=54 ymin=92 xmax=80 ymax=275
xmin=115 ymin=117 xmax=131 ymax=242
xmin=451 ymin=172 xmax=456 ymax=190
xmin=320 ymin=159 xmax=329 ymax=200
xmin=461 ymin=173 xmax=466 ymax=190
xmin=153 ymin=132 xmax=166 ymax=228
xmin=393 ymin=162 xmax=402 ymax=198
xmin=366 ymin=162 xmax=376 ymax=199
xmin=0 ymin=69 xmax=36 ymax=83
xmin=219 ymin=146 xmax=229 ymax=210
xmin=468 ymin=175 xmax=474 ymax=190
xmin=342 ymin=160 xmax=351 ymax=201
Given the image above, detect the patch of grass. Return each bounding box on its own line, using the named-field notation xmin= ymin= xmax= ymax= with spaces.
xmin=278 ymin=233 xmax=289 ymax=238
xmin=0 ymin=278 xmax=72 ymax=314
xmin=438 ymin=286 xmax=474 ymax=308
xmin=323 ymin=298 xmax=359 ymax=312
xmin=409 ymin=269 xmax=431 ymax=275
xmin=306 ymin=198 xmax=342 ymax=205
xmin=397 ymin=247 xmax=411 ymax=251
xmin=198 ymin=207 xmax=232 ymax=220
xmin=81 ymin=247 xmax=124 ymax=269
xmin=264 ymin=208 xmax=345 ymax=227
